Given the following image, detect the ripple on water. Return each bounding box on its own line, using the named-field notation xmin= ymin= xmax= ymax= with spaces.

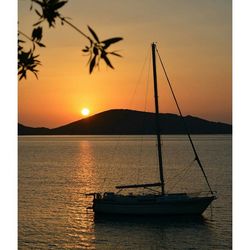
xmin=18 ymin=135 xmax=232 ymax=249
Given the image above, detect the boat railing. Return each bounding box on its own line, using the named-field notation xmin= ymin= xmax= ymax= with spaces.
xmin=188 ymin=190 xmax=217 ymax=198
xmin=85 ymin=192 xmax=102 ymax=199
xmin=85 ymin=192 xmax=118 ymax=199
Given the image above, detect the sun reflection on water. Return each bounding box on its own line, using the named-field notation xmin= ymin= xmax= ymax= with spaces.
xmin=65 ymin=141 xmax=98 ymax=249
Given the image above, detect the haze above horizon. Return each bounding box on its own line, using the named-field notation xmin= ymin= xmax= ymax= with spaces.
xmin=18 ymin=0 xmax=232 ymax=128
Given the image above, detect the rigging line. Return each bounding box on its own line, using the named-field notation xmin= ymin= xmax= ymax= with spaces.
xmin=168 ymin=159 xmax=195 ymax=192
xmin=144 ymin=187 xmax=161 ymax=194
xmin=127 ymin=46 xmax=151 ymax=109
xmin=143 ymin=48 xmax=151 ymax=113
xmin=108 ymin=48 xmax=150 ymax=182
xmin=135 ymin=47 xmax=151 ymax=184
xmin=169 ymin=158 xmax=195 ymax=186
xmin=110 ymin=47 xmax=150 ymax=188
xmin=136 ymin=51 xmax=152 ymax=184
xmin=155 ymin=47 xmax=214 ymax=195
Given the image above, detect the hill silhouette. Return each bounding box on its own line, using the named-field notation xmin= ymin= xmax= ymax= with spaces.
xmin=18 ymin=109 xmax=232 ymax=135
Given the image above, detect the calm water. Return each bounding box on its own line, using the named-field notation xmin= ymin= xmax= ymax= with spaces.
xmin=18 ymin=135 xmax=232 ymax=249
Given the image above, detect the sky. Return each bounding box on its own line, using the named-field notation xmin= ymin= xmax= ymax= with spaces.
xmin=18 ymin=0 xmax=232 ymax=128
xmin=2 ymin=1 xmax=247 ymax=248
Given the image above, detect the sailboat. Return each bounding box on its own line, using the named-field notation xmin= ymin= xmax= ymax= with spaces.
xmin=88 ymin=43 xmax=216 ymax=215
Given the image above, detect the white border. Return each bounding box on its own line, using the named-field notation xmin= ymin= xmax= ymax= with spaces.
xmin=0 ymin=0 xmax=17 ymax=248
xmin=233 ymin=0 xmax=250 ymax=248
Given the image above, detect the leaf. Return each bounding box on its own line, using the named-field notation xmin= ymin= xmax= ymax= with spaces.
xmin=102 ymin=54 xmax=114 ymax=69
xmin=33 ymin=20 xmax=43 ymax=26
xmin=33 ymin=70 xmax=39 ymax=79
xmin=18 ymin=39 xmax=25 ymax=43
xmin=102 ymin=37 xmax=123 ymax=49
xmin=89 ymin=55 xmax=96 ymax=74
xmin=32 ymin=0 xmax=43 ymax=7
xmin=93 ymin=46 xmax=99 ymax=56
xmin=110 ymin=51 xmax=122 ymax=57
xmin=53 ymin=1 xmax=68 ymax=10
xmin=18 ymin=45 xmax=23 ymax=51
xmin=36 ymin=42 xmax=46 ymax=47
xmin=88 ymin=26 xmax=99 ymax=42
xmin=19 ymin=71 xmax=26 ymax=80
xmin=82 ymin=46 xmax=90 ymax=53
xmin=35 ymin=9 xmax=42 ymax=17
xmin=32 ymin=26 xmax=43 ymax=41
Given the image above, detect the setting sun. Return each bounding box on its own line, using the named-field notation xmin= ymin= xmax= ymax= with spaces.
xmin=81 ymin=108 xmax=90 ymax=116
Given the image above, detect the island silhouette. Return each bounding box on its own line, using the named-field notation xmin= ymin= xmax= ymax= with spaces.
xmin=18 ymin=109 xmax=232 ymax=135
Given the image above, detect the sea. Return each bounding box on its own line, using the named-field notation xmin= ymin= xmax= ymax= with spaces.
xmin=18 ymin=135 xmax=232 ymax=249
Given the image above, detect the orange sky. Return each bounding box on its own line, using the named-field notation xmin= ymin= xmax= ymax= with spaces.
xmin=18 ymin=0 xmax=232 ymax=128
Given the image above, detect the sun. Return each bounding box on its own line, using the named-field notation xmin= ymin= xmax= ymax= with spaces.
xmin=81 ymin=108 xmax=90 ymax=116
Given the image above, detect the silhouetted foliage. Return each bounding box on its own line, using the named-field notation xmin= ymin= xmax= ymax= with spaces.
xmin=31 ymin=26 xmax=43 ymax=42
xmin=18 ymin=0 xmax=123 ymax=80
xmin=31 ymin=0 xmax=67 ymax=27
xmin=82 ymin=26 xmax=123 ymax=73
xmin=18 ymin=48 xmax=41 ymax=80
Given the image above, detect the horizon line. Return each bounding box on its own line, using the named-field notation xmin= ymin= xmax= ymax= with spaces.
xmin=18 ymin=108 xmax=232 ymax=129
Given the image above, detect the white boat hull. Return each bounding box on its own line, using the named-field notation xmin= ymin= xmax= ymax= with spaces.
xmin=92 ymin=193 xmax=216 ymax=216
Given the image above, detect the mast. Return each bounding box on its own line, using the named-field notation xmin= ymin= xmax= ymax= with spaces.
xmin=152 ymin=43 xmax=165 ymax=195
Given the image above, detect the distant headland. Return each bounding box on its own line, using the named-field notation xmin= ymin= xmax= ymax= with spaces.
xmin=18 ymin=109 xmax=232 ymax=135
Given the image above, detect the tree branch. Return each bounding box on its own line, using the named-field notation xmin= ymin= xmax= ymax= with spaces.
xmin=59 ymin=17 xmax=92 ymax=42
xmin=18 ymin=30 xmax=33 ymax=42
